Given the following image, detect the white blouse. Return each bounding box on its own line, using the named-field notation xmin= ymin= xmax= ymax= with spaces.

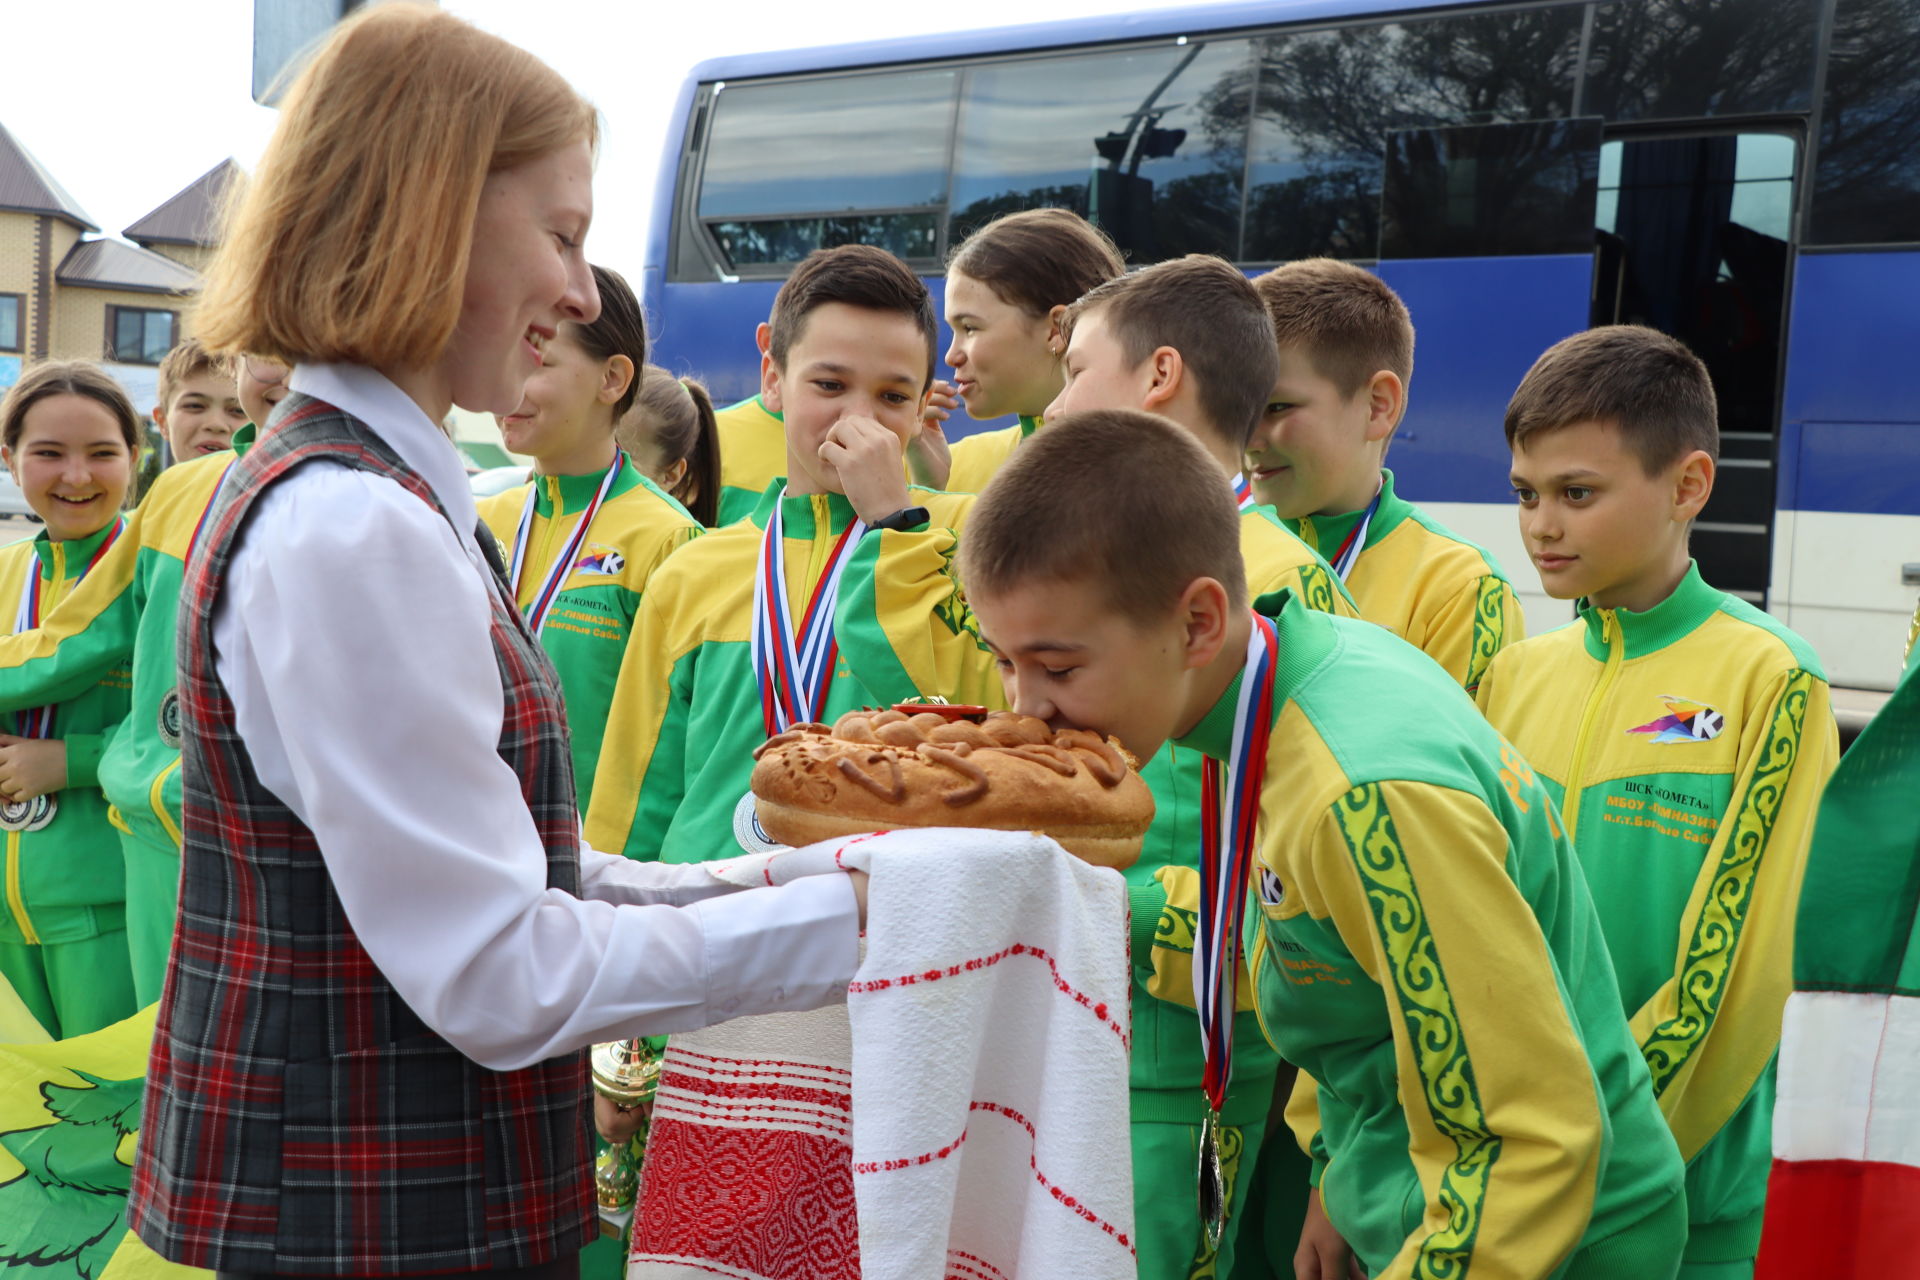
xmin=207 ymin=363 xmax=859 ymax=1071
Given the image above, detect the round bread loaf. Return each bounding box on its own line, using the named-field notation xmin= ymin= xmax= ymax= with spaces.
xmin=749 ymin=705 xmax=1153 ymax=869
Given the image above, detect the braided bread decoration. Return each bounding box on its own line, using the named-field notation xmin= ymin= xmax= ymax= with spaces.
xmin=748 ymin=705 xmax=1153 ymax=868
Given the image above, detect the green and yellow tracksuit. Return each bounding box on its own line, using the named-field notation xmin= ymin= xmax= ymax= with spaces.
xmin=715 ymin=395 xmax=788 ymax=527
xmin=0 ymin=442 xmax=246 ymax=1007
xmin=1128 ymin=509 xmax=1357 ymax=1279
xmin=1286 ymin=468 xmax=1526 ymax=694
xmin=478 ymin=459 xmax=700 ymax=817
xmin=944 ymin=416 xmax=1037 ymax=495
xmin=0 ymin=522 xmax=137 ymax=1039
xmin=1476 ymin=562 xmax=1839 ymax=1276
xmin=1156 ymin=591 xmax=1688 ymax=1279
xmin=583 ymin=480 xmax=994 ymax=865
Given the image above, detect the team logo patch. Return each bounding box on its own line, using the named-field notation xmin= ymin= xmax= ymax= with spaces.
xmin=574 ymin=544 xmax=625 ymax=577
xmin=1628 ymin=695 xmax=1726 ymax=744
xmin=1258 ymin=868 xmax=1285 ymax=905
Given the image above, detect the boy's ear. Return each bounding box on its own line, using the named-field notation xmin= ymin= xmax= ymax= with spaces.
xmin=600 ymin=355 xmax=636 ymax=407
xmin=1177 ymin=574 xmax=1233 ymax=671
xmin=1363 ymin=370 xmax=1405 ymax=443
xmin=1141 ymin=346 xmax=1185 ymax=413
xmin=759 ymin=349 xmax=782 ymax=413
xmin=755 ymin=322 xmax=772 ymax=357
xmin=151 ymin=402 xmax=168 ymax=429
xmin=1672 ymin=449 xmax=1716 ymax=522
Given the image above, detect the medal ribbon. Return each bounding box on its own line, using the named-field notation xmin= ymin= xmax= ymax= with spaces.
xmin=185 ymin=458 xmax=240 ymax=559
xmin=1328 ymin=483 xmax=1384 ymax=582
xmin=1231 ymin=472 xmax=1255 ymax=512
xmin=509 ymin=453 xmax=626 ymax=635
xmin=13 ymin=518 xmax=124 ymax=739
xmin=751 ymin=491 xmax=867 ymax=735
xmin=1193 ymin=612 xmax=1279 ymax=1113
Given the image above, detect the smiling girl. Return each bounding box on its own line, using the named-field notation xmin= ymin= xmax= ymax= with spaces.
xmin=940 ymin=208 xmax=1124 ymax=493
xmin=127 ymin=9 xmax=867 ymax=1277
xmin=0 ymin=361 xmax=139 ymax=1039
xmin=479 ymin=266 xmax=700 ymax=816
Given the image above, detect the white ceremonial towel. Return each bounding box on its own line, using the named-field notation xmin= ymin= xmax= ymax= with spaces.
xmin=700 ymin=827 xmax=1138 ymax=1280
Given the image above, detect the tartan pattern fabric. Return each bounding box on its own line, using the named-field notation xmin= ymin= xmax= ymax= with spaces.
xmin=128 ymin=395 xmax=596 ymax=1275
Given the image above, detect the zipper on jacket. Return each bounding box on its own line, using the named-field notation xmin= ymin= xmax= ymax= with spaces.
xmin=1562 ymin=608 xmax=1624 ymax=835
xmin=5 ymin=830 xmax=36 ymax=944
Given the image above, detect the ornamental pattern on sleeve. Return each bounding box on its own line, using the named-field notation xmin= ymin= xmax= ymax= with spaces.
xmin=1465 ymin=577 xmax=1508 ymax=696
xmin=1335 ymin=783 xmax=1497 ymax=1278
xmin=1640 ymin=669 xmax=1813 ymax=1095
xmin=1298 ymin=563 xmax=1340 ymax=616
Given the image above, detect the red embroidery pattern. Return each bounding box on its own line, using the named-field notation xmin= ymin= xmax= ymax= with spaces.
xmin=848 ymin=942 xmax=1130 ymax=1049
xmin=947 ymin=1249 xmax=1013 ymax=1280
xmin=853 ymin=1099 xmax=1135 ymax=1256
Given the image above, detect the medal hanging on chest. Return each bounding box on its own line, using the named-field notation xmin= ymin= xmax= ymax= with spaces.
xmin=508 ymin=453 xmax=625 ymax=636
xmin=736 ymin=493 xmax=867 ymax=852
xmin=1328 ymin=483 xmax=1384 ymax=583
xmin=1192 ymin=613 xmax=1280 ymax=1246
xmin=4 ymin=521 xmax=124 ymax=832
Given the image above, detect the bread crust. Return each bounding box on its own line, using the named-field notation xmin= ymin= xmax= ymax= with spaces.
xmin=749 ymin=708 xmax=1153 ymax=869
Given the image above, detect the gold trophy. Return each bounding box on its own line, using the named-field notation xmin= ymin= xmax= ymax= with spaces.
xmin=591 ymin=1036 xmax=663 ymax=1219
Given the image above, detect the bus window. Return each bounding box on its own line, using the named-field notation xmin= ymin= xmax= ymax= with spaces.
xmin=1242 ymin=7 xmax=1583 ymax=263
xmin=1380 ymin=118 xmax=1601 ymax=259
xmin=946 ymin=39 xmax=1253 ymax=264
xmin=1580 ymin=0 xmax=1821 ymax=122
xmin=1807 ymin=0 xmax=1920 ymax=246
xmin=694 ymin=69 xmax=957 ymax=271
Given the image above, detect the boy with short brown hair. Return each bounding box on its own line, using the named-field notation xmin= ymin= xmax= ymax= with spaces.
xmin=963 ymin=408 xmax=1687 ymax=1280
xmin=1247 ymin=258 xmax=1524 ymax=693
xmin=1045 ymin=255 xmax=1357 ymax=1275
xmin=1477 ymin=325 xmax=1839 ymax=1280
xmin=152 ymin=338 xmax=244 ymax=464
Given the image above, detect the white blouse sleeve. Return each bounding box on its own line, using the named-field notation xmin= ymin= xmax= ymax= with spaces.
xmin=210 ymin=464 xmax=859 ymax=1071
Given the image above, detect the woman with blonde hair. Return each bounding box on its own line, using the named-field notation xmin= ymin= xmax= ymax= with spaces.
xmin=127 ymin=9 xmax=866 ymax=1278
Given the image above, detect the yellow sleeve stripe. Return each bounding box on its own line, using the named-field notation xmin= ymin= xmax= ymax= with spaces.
xmin=1332 ymin=782 xmax=1498 ymax=1274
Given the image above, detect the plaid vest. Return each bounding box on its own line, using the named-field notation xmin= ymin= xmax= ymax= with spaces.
xmin=129 ymin=396 xmax=596 ymax=1275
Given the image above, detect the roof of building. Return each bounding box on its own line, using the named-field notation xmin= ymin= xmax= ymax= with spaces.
xmin=122 ymin=158 xmax=242 ymax=247
xmin=55 ymin=237 xmax=200 ymax=295
xmin=0 ymin=121 xmax=97 ymax=231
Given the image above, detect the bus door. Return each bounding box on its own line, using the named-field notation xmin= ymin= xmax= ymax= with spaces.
xmin=1593 ymin=129 xmax=1801 ymax=606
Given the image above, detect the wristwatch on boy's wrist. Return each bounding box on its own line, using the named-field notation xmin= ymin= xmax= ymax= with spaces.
xmin=869 ymin=505 xmax=930 ymax=532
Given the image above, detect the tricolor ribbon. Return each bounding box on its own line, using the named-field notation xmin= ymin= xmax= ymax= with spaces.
xmin=1193 ymin=613 xmax=1279 ymax=1113
xmin=509 ymin=453 xmax=625 ymax=635
xmin=1328 ymin=483 xmax=1384 ymax=582
xmin=1231 ymin=472 xmax=1255 ymax=512
xmin=13 ymin=518 xmax=124 ymax=740
xmin=185 ymin=458 xmax=240 ymax=559
xmin=751 ymin=491 xmax=868 ymax=735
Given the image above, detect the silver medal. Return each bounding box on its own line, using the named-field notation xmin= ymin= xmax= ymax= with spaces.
xmin=158 ymin=689 xmax=183 ymax=750
xmin=1198 ymin=1112 xmax=1227 ymax=1250
xmin=0 ymin=794 xmax=56 ymax=833
xmin=732 ymin=791 xmax=783 ymax=855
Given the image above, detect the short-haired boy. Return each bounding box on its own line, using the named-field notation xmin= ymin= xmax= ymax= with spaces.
xmin=965 ymin=408 xmax=1688 ymax=1279
xmin=1476 ymin=326 xmax=1840 ymax=1279
xmin=584 ymin=245 xmax=994 ymax=866
xmin=1045 ymin=254 xmax=1356 ymax=1275
xmin=152 ymin=339 xmax=245 ymax=464
xmin=1249 ymin=259 xmax=1525 ymax=693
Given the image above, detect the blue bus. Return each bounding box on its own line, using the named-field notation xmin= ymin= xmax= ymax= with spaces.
xmin=638 ymin=0 xmax=1920 ymax=692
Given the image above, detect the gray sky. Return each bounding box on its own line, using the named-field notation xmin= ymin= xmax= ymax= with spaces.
xmin=3 ymin=0 xmax=1211 ymax=280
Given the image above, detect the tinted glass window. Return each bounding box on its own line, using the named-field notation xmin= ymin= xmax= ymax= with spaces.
xmin=1808 ymin=0 xmax=1920 ymax=245
xmin=948 ymin=40 xmax=1252 ymax=263
xmin=699 ymin=70 xmax=955 ymax=218
xmin=1580 ymin=0 xmax=1820 ymax=122
xmin=707 ymin=214 xmax=940 ymax=268
xmin=111 ymin=308 xmax=174 ymax=365
xmin=0 ymin=297 xmax=17 ymax=352
xmin=1243 ymin=7 xmax=1583 ymax=262
xmin=1381 ymin=118 xmax=1601 ymax=258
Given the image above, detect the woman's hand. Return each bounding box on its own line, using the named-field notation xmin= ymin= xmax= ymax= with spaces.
xmin=848 ymin=869 xmax=870 ymax=929
xmin=1295 ymin=1187 xmax=1365 ymax=1280
xmin=595 ymin=1091 xmax=650 ymax=1146
xmin=0 ymin=735 xmax=67 ymax=803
